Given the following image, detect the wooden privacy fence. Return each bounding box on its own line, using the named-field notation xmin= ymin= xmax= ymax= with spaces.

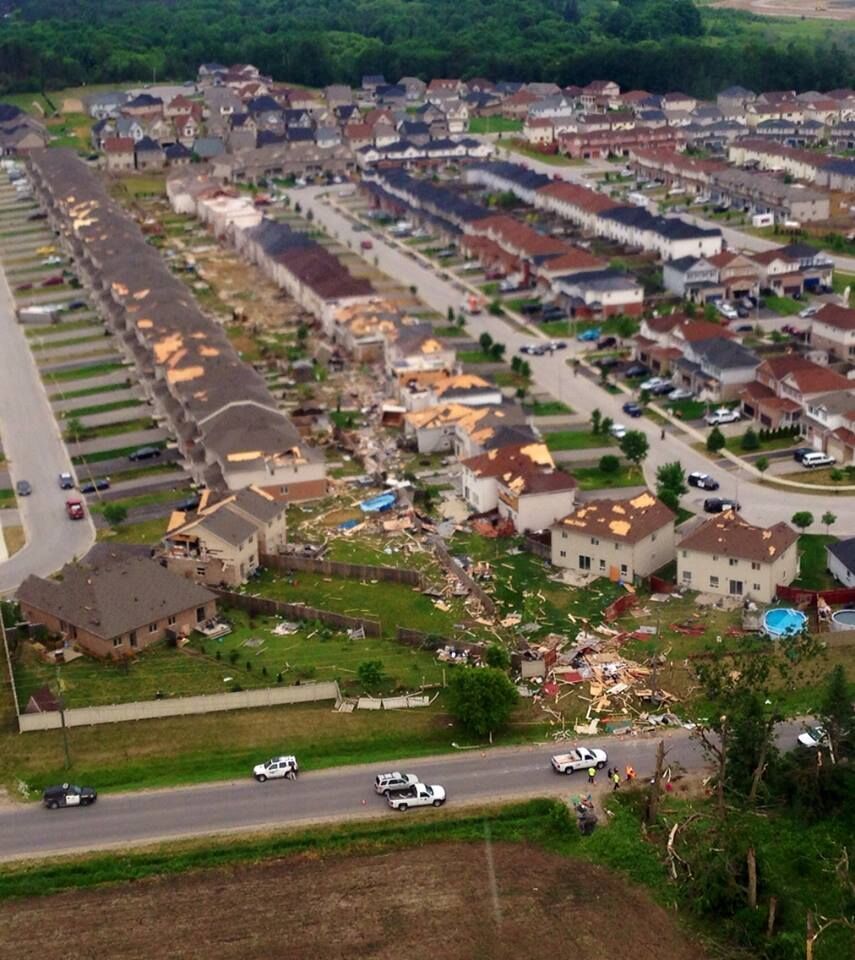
xmin=603 ymin=593 xmax=637 ymax=622
xmin=262 ymin=553 xmax=423 ymax=587
xmin=217 ymin=590 xmax=382 ymax=637
xmin=775 ymin=584 xmax=855 ymax=605
xmin=17 ymin=681 xmax=342 ymax=732
xmin=428 ymin=536 xmax=497 ymax=617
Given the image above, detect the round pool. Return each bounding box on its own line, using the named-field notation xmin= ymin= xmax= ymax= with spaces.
xmin=831 ymin=609 xmax=855 ymax=631
xmin=763 ymin=608 xmax=807 ymax=637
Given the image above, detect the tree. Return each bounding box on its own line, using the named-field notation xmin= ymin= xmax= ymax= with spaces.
xmin=822 ymin=511 xmax=837 ymax=535
xmin=707 ymin=426 xmax=726 ymax=453
xmin=655 ymin=460 xmax=687 ymax=511
xmin=619 ymin=429 xmax=649 ymax=467
xmin=755 ymin=456 xmax=769 ymax=475
xmin=590 ymin=408 xmax=602 ymax=435
xmin=599 ymin=454 xmax=620 ymax=475
xmin=65 ymin=416 xmax=87 ymax=442
xmin=601 ymin=416 xmax=613 ymax=437
xmin=740 ymin=427 xmax=760 ymax=452
xmin=511 ymin=355 xmax=522 ymax=373
xmin=447 ymin=305 xmax=454 ymax=323
xmin=102 ymin=503 xmax=127 ymax=528
xmin=614 ymin=314 xmax=637 ymax=340
xmin=484 ymin=643 xmax=510 ymax=671
xmin=819 ymin=665 xmax=853 ymax=763
xmin=489 ymin=341 xmax=505 ymax=361
xmin=357 ymin=660 xmax=385 ymax=690
xmin=703 ymin=302 xmax=718 ymax=323
xmin=446 ymin=667 xmax=519 ymax=739
xmin=478 ymin=332 xmax=493 ymax=354
xmin=791 ymin=511 xmax=814 ymax=532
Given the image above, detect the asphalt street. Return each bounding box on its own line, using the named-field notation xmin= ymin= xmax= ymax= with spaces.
xmin=0 ymin=263 xmax=94 ymax=592
xmin=0 ymin=720 xmax=809 ymax=861
xmin=301 ymin=186 xmax=855 ymax=534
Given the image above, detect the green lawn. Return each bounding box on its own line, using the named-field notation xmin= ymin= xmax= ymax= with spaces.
xmin=541 ymin=320 xmax=571 ymax=337
xmin=832 ymin=271 xmax=855 ymax=295
xmin=665 ymin=399 xmax=707 ymax=421
xmin=502 ymin=141 xmax=584 ymax=166
xmin=60 ymin=398 xmax=143 ymax=418
xmin=544 ymin=430 xmax=613 ymax=451
xmin=529 ymin=400 xmax=572 ymax=416
xmin=792 ymin=534 xmax=838 ymax=591
xmin=457 ymin=349 xmax=498 ymax=364
xmin=764 ymin=295 xmax=804 ymax=317
xmin=468 ymin=116 xmax=523 ymax=134
xmin=47 ymin=361 xmax=126 ymax=382
xmin=90 ymin=487 xmax=192 ymax=516
xmin=572 ymin=464 xmax=644 ymax=491
xmin=30 ymin=333 xmax=105 ymax=351
xmin=0 ymin=489 xmax=15 ymax=506
xmin=64 ymin=417 xmax=156 ymax=442
xmin=25 ymin=318 xmax=97 ymax=337
xmin=49 ymin=380 xmax=132 ymax=401
xmin=432 ymin=325 xmax=468 ymax=338
xmin=72 ymin=440 xmax=167 ymax=465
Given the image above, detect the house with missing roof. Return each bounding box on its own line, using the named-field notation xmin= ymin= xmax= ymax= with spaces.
xmin=160 ymin=486 xmax=287 ymax=586
xmin=17 ymin=557 xmax=217 ymax=660
xmin=550 ymin=492 xmax=676 ymax=583
xmin=677 ymin=512 xmax=799 ymax=604
xmin=460 ymin=442 xmax=577 ymax=533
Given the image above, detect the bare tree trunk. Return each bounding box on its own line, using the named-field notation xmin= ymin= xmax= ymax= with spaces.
xmin=748 ymin=724 xmax=772 ymax=806
xmin=747 ymin=847 xmax=757 ymax=910
xmin=717 ymin=717 xmax=728 ymax=819
xmin=806 ymin=911 xmax=814 ymax=960
xmin=766 ymin=896 xmax=777 ymax=937
xmin=645 ymin=739 xmax=667 ymax=825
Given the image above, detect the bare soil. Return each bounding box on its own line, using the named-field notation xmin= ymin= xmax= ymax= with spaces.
xmin=2 ymin=842 xmax=706 ymax=960
xmin=708 ymin=0 xmax=855 ymax=20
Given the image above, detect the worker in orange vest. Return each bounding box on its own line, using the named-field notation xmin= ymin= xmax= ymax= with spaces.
xmin=625 ymin=765 xmax=636 ymax=783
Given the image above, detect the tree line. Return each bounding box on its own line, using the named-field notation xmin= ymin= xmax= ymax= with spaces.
xmin=0 ymin=0 xmax=853 ymax=98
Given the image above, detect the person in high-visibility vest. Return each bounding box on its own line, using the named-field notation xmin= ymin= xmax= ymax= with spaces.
xmin=625 ymin=765 xmax=636 ymax=783
xmin=587 ymin=767 xmax=596 ymax=784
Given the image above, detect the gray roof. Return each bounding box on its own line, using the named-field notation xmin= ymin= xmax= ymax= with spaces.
xmin=18 ymin=558 xmax=215 ymax=641
xmin=691 ymin=336 xmax=760 ymax=370
xmin=827 ymin=538 xmax=855 ymax=574
xmin=193 ymin=136 xmax=225 ymax=158
xmin=197 ymin=505 xmax=258 ymax=547
xmin=227 ymin=487 xmax=286 ymax=523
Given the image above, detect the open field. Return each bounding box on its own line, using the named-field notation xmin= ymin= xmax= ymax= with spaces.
xmin=0 ymin=839 xmax=704 ymax=960
xmin=706 ymin=0 xmax=855 ymax=20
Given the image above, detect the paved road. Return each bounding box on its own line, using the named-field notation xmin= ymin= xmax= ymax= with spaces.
xmin=0 ymin=264 xmax=94 ymax=592
xmin=301 ymin=187 xmax=855 ymax=534
xmin=0 ymin=720 xmax=808 ymax=861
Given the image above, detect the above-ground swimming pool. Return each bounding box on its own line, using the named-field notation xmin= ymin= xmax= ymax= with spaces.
xmin=831 ymin=609 xmax=855 ymax=631
xmin=762 ymin=608 xmax=807 ymax=637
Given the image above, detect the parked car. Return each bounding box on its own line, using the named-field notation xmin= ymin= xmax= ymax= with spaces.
xmin=622 ymin=401 xmax=643 ymax=417
xmin=736 ymin=305 xmax=751 ymax=319
xmin=387 ymin=783 xmax=446 ymax=811
xmin=66 ymin=299 xmax=87 ymax=311
xmin=688 ymin=471 xmax=719 ymax=491
xmin=15 ymin=480 xmax=32 ymax=496
xmin=781 ymin=324 xmax=807 ymax=340
xmin=624 ymin=363 xmax=649 ymax=379
xmin=128 ymin=446 xmax=161 ymax=461
xmin=705 ymin=407 xmax=741 ymax=426
xmin=797 ymin=725 xmax=826 ymax=749
xmin=360 ymin=239 xmax=373 ymax=250
xmin=597 ymin=356 xmax=621 ymax=372
xmin=80 ymin=478 xmax=110 ymax=493
xmin=801 ymin=452 xmax=835 ymax=469
xmin=540 ymin=306 xmax=565 ymax=321
xmin=551 ymin=747 xmax=608 ymax=775
xmin=640 ymin=376 xmax=669 ymax=392
xmin=649 ymin=381 xmax=676 ymax=396
xmin=798 ymin=305 xmax=819 ymax=319
xmin=704 ymin=497 xmax=740 ymax=513
xmin=667 ymin=387 xmax=694 ymax=401
xmin=609 ymin=423 xmax=628 ymax=439
xmin=58 ymin=472 xmax=74 ymax=490
xmin=577 ymin=327 xmax=601 ymax=342
xmin=520 ymin=343 xmax=547 ymax=356
xmin=597 ymin=336 xmax=617 ymax=350
xmin=734 ymin=323 xmax=753 ymax=333
xmin=252 ymin=755 xmax=299 ymax=782
xmin=43 ymin=783 xmax=97 ymax=810
xmin=176 ymin=493 xmax=200 ymax=511
xmin=792 ymin=447 xmax=816 ymax=464
xmin=374 ymin=772 xmax=420 ymax=796
xmin=717 ymin=302 xmax=738 ymax=320
xmin=546 ymin=340 xmax=567 ymax=352
xmin=65 ymin=498 xmax=85 ymax=520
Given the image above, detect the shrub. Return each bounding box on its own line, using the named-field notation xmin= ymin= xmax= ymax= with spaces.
xmin=599 ymin=454 xmax=621 ymax=475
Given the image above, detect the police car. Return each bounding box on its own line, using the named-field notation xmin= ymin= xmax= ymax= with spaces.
xmin=42 ymin=783 xmax=97 ymax=809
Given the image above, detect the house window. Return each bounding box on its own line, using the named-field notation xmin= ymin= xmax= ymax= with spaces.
xmin=620 ymin=564 xmax=628 ymax=577
xmin=751 ymin=562 xmax=760 ymax=571
xmin=713 ymin=555 xmax=718 ymax=561
xmin=682 ymin=570 xmax=692 ymax=584
xmin=562 ymin=531 xmax=567 ymax=540
xmin=69 ymin=625 xmax=77 ymax=639
xmin=681 ymin=550 xmax=687 ymax=558
xmin=280 ymin=485 xmax=289 ymax=494
xmin=729 ymin=558 xmax=738 ymax=567
xmin=753 ymin=583 xmax=761 ymax=592
xmin=710 ymin=575 xmax=720 ymax=589
xmin=559 ymin=550 xmax=566 ymax=558
xmin=729 ymin=580 xmax=743 ymax=596
xmin=651 ymin=533 xmax=657 ymax=542
xmin=168 ymin=615 xmax=177 ymax=626
xmin=196 ymin=607 xmax=206 ymax=622
xmin=148 ymin=623 xmax=157 ymax=633
xmin=579 ymin=555 xmax=591 ymax=571
xmin=112 ymin=637 xmax=122 ymax=647
xmin=591 ymin=537 xmax=599 ymax=546
xmin=599 ymin=559 xmax=606 ymax=572
xmin=129 ymin=630 xmax=137 ymax=647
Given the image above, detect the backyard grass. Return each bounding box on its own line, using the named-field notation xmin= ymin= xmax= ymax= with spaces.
xmin=492 ymin=370 xmax=528 ymax=389
xmin=540 ymin=320 xmax=571 ymax=337
xmin=110 ymin=174 xmax=166 ymax=198
xmin=64 ymin=416 xmax=157 ymax=442
xmin=433 ymin=325 xmax=468 ymax=338
xmin=468 ymin=116 xmax=523 ymax=134
xmin=572 ymin=464 xmax=644 ymax=491
xmin=47 ymin=361 xmax=126 ymax=382
xmin=95 ymin=516 xmax=170 ymax=543
xmin=457 ymin=349 xmax=499 ymax=364
xmin=49 ymin=380 xmax=132 ymax=401
xmin=664 ymin=399 xmax=707 ymax=421
xmin=25 ymin=318 xmax=97 ymax=337
xmin=502 ymin=142 xmax=584 ymax=166
xmin=73 ymin=440 xmax=167 ymax=465
xmin=792 ymin=534 xmax=838 ymax=591
xmin=30 ymin=332 xmax=105 ymax=351
xmin=529 ymin=400 xmax=572 ymax=416
xmin=544 ymin=430 xmax=613 ymax=451
xmin=764 ymin=295 xmax=803 ymax=317
xmin=89 ymin=487 xmax=194 ymax=516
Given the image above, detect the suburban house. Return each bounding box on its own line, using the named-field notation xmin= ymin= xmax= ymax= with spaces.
xmin=739 ymin=355 xmax=853 ymax=429
xmin=673 ymin=337 xmax=761 ymax=401
xmin=750 ymin=244 xmax=834 ymax=297
xmin=400 ymin=373 xmax=500 ymax=412
xmin=552 ymin=268 xmax=644 ymax=318
xmin=826 ymin=539 xmax=855 ymax=587
xmin=17 ymin=557 xmax=218 ymax=659
xmin=676 ymin=512 xmax=799 ymax=603
xmin=103 ymin=137 xmax=136 ymax=172
xmin=808 ymin=303 xmax=855 ymax=360
xmin=803 ymin=391 xmax=855 ymax=453
xmin=633 ymin=315 xmax=735 ymax=376
xmin=551 ymin=492 xmax=676 ymax=583
xmin=404 ymin=400 xmax=529 ymax=456
xmin=161 ymin=486 xmax=288 ymax=586
xmin=460 ymin=442 xmax=577 ymax=532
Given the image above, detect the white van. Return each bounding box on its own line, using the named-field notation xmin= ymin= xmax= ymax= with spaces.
xmin=752 ymin=213 xmax=774 ymax=228
xmin=801 ymin=452 xmax=835 ymax=469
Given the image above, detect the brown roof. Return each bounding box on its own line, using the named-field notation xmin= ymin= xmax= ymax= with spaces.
xmin=17 ymin=558 xmax=216 ymax=641
xmin=750 ymin=247 xmax=797 ymax=266
xmin=555 ymin=492 xmax=674 ymax=544
xmin=537 ymin=180 xmax=620 ymax=214
xmin=103 ymin=137 xmax=135 ymax=153
xmin=814 ymin=303 xmax=855 ymax=332
xmin=678 ymin=512 xmax=797 ymax=564
xmin=462 ymin=442 xmax=555 ymax=479
xmin=783 ymin=366 xmax=852 ymax=395
xmin=674 ymin=319 xmax=734 ymax=343
xmin=24 ymin=685 xmax=60 ymax=714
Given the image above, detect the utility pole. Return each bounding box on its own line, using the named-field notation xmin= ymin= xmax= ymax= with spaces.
xmin=54 ymin=665 xmax=71 ymax=770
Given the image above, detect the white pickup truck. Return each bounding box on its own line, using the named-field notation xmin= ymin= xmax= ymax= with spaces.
xmin=551 ymin=746 xmax=608 ymax=775
xmin=386 ymin=783 xmax=446 ymax=811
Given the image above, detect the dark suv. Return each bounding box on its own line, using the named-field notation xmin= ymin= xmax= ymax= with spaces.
xmin=128 ymin=446 xmax=161 ymax=462
xmin=43 ymin=783 xmax=97 ymax=809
